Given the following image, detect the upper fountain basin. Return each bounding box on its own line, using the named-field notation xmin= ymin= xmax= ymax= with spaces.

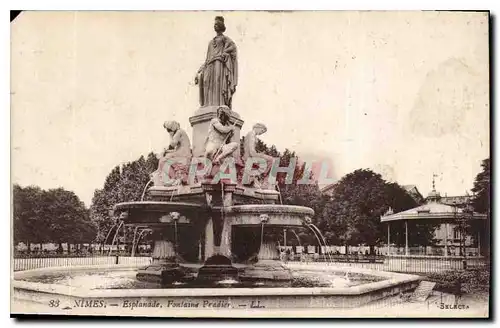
xmin=222 ymin=204 xmax=314 ymax=227
xmin=113 ymin=201 xmax=204 ymax=225
xmin=113 ymin=201 xmax=313 ymax=227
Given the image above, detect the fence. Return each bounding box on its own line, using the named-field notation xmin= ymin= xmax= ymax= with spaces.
xmin=13 ymin=256 xmax=151 ymax=271
xmin=296 ymin=254 xmax=386 ymax=263
xmin=383 ymin=246 xmax=482 ymax=257
xmin=13 ymin=253 xmax=488 ymax=274
xmin=383 ymin=255 xmax=488 ymax=273
xmin=288 ymin=254 xmax=488 ymax=274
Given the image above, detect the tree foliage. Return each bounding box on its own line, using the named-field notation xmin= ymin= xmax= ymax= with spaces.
xmin=13 ymin=184 xmax=95 ymax=251
xmin=471 ymin=158 xmax=490 ymax=214
xmin=43 ymin=188 xmax=94 ymax=244
xmin=470 ymin=158 xmax=490 ymax=256
xmin=319 ymin=169 xmax=436 ymax=248
xmin=13 ymin=185 xmax=46 ymax=246
xmin=89 ymin=152 xmax=158 ymax=243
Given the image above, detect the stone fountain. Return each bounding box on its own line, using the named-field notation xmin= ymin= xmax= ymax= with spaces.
xmin=113 ymin=15 xmax=314 ymax=285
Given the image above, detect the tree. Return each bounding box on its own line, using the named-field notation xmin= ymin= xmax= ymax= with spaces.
xmin=320 ymin=169 xmax=435 ymax=252
xmin=90 ymin=152 xmax=158 ymax=247
xmin=13 ymin=184 xmax=95 ymax=253
xmin=13 ymin=185 xmax=47 ymax=252
xmin=472 ymin=158 xmax=490 ymax=214
xmin=43 ymin=188 xmax=96 ymax=251
xmin=322 ymin=170 xmax=388 ymax=249
xmin=471 ymin=158 xmax=490 ymax=256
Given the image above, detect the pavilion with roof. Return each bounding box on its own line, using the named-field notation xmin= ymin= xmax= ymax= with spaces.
xmin=380 ymin=179 xmax=487 ymax=257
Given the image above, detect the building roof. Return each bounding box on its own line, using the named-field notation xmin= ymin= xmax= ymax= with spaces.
xmin=402 ymin=184 xmax=424 ymax=202
xmin=380 ymin=201 xmax=487 ymax=223
xmin=426 ymin=189 xmax=442 ymax=202
xmin=402 ymin=185 xmax=417 ymax=192
xmin=440 ymin=195 xmax=473 ymax=206
xmin=320 ymin=183 xmax=337 ymax=193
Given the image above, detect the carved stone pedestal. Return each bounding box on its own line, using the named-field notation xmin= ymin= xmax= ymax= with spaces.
xmin=189 ymin=106 xmax=244 ymax=158
xmin=197 ymin=254 xmax=238 ymax=282
xmin=152 ymin=240 xmax=176 ymax=260
xmin=240 ymin=242 xmax=292 ymax=281
xmin=136 ymin=262 xmax=187 ymax=284
xmin=136 ymin=240 xmax=187 ymax=284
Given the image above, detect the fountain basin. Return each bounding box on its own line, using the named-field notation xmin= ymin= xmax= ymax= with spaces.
xmin=112 ymin=201 xmax=205 ymax=246
xmin=114 ymin=201 xmax=203 ymax=212
xmin=223 ymin=204 xmax=314 ymax=226
xmin=112 ymin=202 xmax=313 ymax=227
xmin=12 ymin=263 xmax=421 ymax=314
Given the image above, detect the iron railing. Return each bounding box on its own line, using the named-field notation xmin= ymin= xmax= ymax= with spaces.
xmin=13 ymin=253 xmax=488 ymax=274
xmin=12 ymin=255 xmax=151 ymax=271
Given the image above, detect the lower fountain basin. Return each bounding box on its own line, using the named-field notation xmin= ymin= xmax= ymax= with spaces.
xmin=12 ymin=263 xmax=421 ymax=313
xmin=113 ymin=201 xmax=204 ymax=225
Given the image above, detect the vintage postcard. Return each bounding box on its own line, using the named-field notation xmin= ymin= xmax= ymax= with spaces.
xmin=10 ymin=11 xmax=490 ymax=318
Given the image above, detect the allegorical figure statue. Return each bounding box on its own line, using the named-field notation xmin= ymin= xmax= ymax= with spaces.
xmin=243 ymin=123 xmax=274 ymax=185
xmin=152 ymin=121 xmax=192 ymax=186
xmin=204 ymin=106 xmax=238 ymax=165
xmin=195 ymin=16 xmax=238 ymax=109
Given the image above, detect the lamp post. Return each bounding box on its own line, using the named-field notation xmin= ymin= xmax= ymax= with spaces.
xmin=283 ymin=228 xmax=287 ymax=250
xmin=462 ymin=202 xmax=474 ymax=269
xmin=452 ymin=202 xmax=461 ymax=257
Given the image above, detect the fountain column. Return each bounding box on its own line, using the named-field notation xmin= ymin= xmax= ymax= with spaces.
xmin=219 ymin=183 xmax=236 ymax=258
xmin=204 ymin=218 xmax=215 ymax=260
xmin=202 ymin=182 xmax=236 ymax=259
xmin=148 ymin=227 xmax=178 ymax=263
xmin=197 ymin=182 xmax=239 ymax=281
xmin=219 ymin=219 xmax=232 ymax=258
xmin=240 ymin=232 xmax=292 ymax=281
xmin=152 ymin=240 xmax=176 ymax=263
xmin=135 ymin=227 xmax=186 ymax=284
xmin=257 ymin=242 xmax=280 ymax=261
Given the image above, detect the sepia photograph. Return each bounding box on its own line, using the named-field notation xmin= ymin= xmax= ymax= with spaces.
xmin=10 ymin=10 xmax=491 ymax=318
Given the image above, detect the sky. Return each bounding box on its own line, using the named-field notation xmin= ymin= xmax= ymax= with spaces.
xmin=11 ymin=11 xmax=489 ymax=205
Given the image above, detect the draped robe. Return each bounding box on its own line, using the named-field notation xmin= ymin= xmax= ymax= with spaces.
xmin=198 ymin=34 xmax=238 ymax=108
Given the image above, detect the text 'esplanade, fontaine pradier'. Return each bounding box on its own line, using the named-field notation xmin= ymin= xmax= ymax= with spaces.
xmin=122 ymin=300 xmax=231 ymax=310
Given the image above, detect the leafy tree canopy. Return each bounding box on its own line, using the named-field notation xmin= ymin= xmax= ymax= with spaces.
xmin=13 ymin=184 xmax=95 ymax=249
